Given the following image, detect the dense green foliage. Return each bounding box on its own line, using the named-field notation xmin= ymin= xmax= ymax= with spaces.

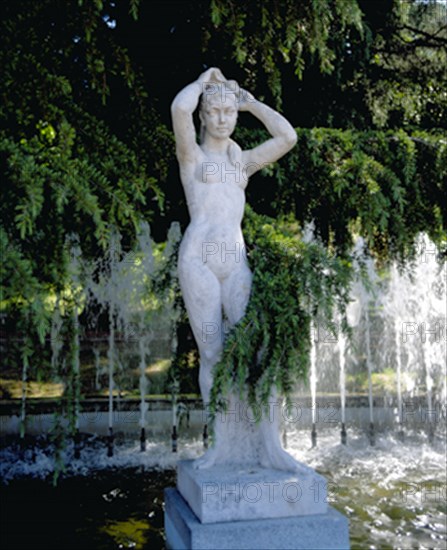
xmin=206 ymin=0 xmax=363 ymax=106
xmin=0 ymin=0 xmax=445 ymax=437
xmin=201 ymin=0 xmax=446 ymax=128
xmin=362 ymin=0 xmax=447 ymax=128
xmin=238 ymin=128 xmax=446 ymax=263
xmin=0 ymin=0 xmax=170 ymax=361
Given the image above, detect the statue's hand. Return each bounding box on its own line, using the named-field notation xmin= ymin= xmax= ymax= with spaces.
xmin=237 ymin=88 xmax=256 ymax=111
xmin=197 ymin=67 xmax=226 ymax=85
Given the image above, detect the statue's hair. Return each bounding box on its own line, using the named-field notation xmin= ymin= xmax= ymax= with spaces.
xmin=199 ymin=80 xmax=240 ymax=109
xmin=199 ymin=119 xmax=206 ymax=145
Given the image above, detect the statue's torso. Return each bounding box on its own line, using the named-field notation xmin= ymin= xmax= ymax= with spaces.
xmin=178 ymin=149 xmax=249 ymax=280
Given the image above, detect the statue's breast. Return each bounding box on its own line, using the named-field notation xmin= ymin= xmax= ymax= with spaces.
xmin=185 ymin=178 xmax=245 ymax=224
xmin=194 ymin=160 xmax=248 ymax=188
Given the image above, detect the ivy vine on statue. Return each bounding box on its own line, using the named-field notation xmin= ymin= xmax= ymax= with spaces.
xmin=171 ymin=67 xmax=303 ymax=471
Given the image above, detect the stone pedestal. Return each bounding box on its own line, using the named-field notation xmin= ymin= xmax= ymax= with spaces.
xmin=164 ymin=460 xmax=350 ymax=549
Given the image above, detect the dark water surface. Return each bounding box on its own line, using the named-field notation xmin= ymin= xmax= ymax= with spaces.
xmin=2 ymin=467 xmax=175 ymax=550
xmin=1 ymin=431 xmax=446 ymax=549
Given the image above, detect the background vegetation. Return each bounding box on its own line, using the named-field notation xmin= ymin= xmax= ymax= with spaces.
xmin=1 ymin=0 xmax=446 ymax=416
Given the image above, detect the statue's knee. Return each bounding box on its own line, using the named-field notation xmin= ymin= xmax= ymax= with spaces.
xmin=201 ymin=346 xmax=221 ymax=364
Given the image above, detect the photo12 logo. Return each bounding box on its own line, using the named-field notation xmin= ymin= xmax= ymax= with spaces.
xmin=201 ymin=241 xmax=247 ymax=265
xmin=400 ymin=482 xmax=447 ymax=504
xmin=401 ymin=321 xmax=446 ymax=343
xmin=201 ymin=81 xmax=257 ymax=104
xmin=415 ymin=237 xmax=444 ymax=264
xmin=201 ymin=160 xmax=273 ymax=183
xmin=201 ymin=480 xmax=339 ymax=504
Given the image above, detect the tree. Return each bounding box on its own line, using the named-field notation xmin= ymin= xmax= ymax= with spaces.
xmin=1 ymin=0 xmax=445 ymax=420
xmin=200 ymin=0 xmax=446 ymax=129
xmin=0 ymin=0 xmax=171 ymax=341
xmin=360 ymin=0 xmax=447 ymax=129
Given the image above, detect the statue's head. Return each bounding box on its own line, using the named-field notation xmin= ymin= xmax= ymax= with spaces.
xmin=199 ymin=81 xmax=239 ymax=142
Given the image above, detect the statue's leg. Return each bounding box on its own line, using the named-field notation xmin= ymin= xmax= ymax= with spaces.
xmin=221 ymin=261 xmax=252 ymax=325
xmin=188 ymin=263 xmax=254 ymax=469
xmin=222 ymin=263 xmax=304 ymax=472
xmin=178 ymin=258 xmax=223 ymax=405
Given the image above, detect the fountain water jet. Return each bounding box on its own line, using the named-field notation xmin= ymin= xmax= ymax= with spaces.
xmin=339 ymin=287 xmax=362 ymax=445
xmin=72 ymin=307 xmax=81 ymax=458
xmin=19 ymin=346 xmax=29 ymax=440
xmin=138 ymin=329 xmax=150 ymax=452
xmin=171 ymin=384 xmax=178 ymax=453
xmin=107 ymin=308 xmax=115 ymax=456
xmin=365 ymin=305 xmax=375 ymax=446
xmin=379 ymin=236 xmax=446 ymax=443
xmin=338 ymin=321 xmax=347 ymax=445
xmin=93 ymin=347 xmax=101 ymax=392
xmin=352 ymin=239 xmax=379 ymax=446
xmin=107 ymin=241 xmax=117 ymax=457
xmin=310 ymin=321 xmax=318 ymax=448
xmin=394 ymin=316 xmax=404 ymax=439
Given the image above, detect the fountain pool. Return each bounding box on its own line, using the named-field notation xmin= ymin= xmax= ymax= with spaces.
xmin=1 ymin=426 xmax=445 ymax=549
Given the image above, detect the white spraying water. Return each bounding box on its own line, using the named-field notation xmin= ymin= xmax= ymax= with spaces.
xmin=93 ymin=347 xmax=102 ymax=392
xmin=349 ymin=239 xmax=379 ymax=428
xmin=50 ymin=294 xmax=63 ymax=376
xmin=19 ymin=348 xmax=28 ymax=439
xmin=340 ymin=286 xmax=362 ymax=427
xmin=310 ymin=321 xmax=318 ymax=425
xmin=338 ymin=318 xmax=347 ymax=425
xmin=379 ymin=235 xmax=446 ymax=434
xmin=365 ymin=307 xmax=374 ymax=424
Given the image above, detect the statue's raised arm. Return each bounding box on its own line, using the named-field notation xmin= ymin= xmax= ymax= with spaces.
xmin=170 ymin=67 xmax=226 ymax=164
xmin=238 ymin=88 xmax=297 ymax=177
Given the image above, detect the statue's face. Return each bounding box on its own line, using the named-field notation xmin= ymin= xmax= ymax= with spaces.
xmin=200 ymin=97 xmax=238 ymax=140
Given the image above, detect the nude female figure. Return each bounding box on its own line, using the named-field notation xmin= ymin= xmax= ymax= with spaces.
xmin=171 ymin=68 xmax=302 ymax=471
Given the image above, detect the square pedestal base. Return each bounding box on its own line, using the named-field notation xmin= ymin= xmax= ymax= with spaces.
xmin=165 ymin=488 xmax=350 ymax=550
xmin=177 ymin=459 xmax=328 ymax=523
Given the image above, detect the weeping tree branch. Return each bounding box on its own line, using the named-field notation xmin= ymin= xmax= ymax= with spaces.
xmin=397 ymin=23 xmax=447 ymax=46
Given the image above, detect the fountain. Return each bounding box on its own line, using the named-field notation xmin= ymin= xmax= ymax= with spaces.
xmin=378 ymin=235 xmax=446 ymax=443
xmin=93 ymin=346 xmax=102 ymax=393
xmin=72 ymin=306 xmax=81 ymax=459
xmin=106 ymin=234 xmax=118 ymax=457
xmin=365 ymin=305 xmax=375 ymax=446
xmin=170 ymin=378 xmax=179 ymax=453
xmin=138 ymin=327 xmax=150 ymax=452
xmin=340 ymin=285 xmax=362 ymax=445
xmin=68 ymin=243 xmax=83 ymax=458
xmin=351 ymin=241 xmax=380 ymax=446
xmin=310 ymin=321 xmax=318 ymax=448
xmin=0 ymin=149 xmax=445 ymax=550
xmin=415 ymin=237 xmax=446 ymax=443
xmin=394 ymin=314 xmax=404 ymax=438
xmin=379 ymin=264 xmax=409 ymax=440
xmin=338 ymin=316 xmax=348 ymax=445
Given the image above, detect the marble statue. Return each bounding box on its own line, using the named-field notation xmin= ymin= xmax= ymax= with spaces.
xmin=171 ymin=68 xmax=302 ymax=472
